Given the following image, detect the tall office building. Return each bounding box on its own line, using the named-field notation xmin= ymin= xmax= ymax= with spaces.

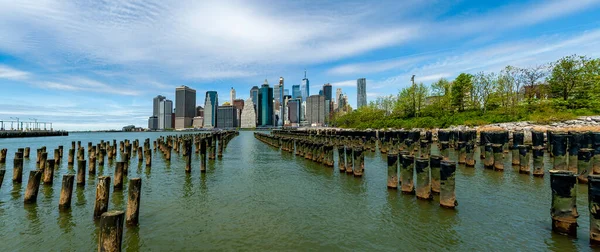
xmin=175 ymin=86 xmax=196 ymax=129
xmin=250 ymin=86 xmax=259 ymax=117
xmin=357 ymin=78 xmax=367 ymax=108
xmin=277 ymin=77 xmax=284 ymax=127
xmin=217 ymin=105 xmax=238 ymax=128
xmin=203 ymin=91 xmax=218 ymax=128
xmin=153 ymin=95 xmax=166 ymax=117
xmin=196 ymin=106 xmax=204 ymax=117
xmin=159 ymin=99 xmax=173 ymax=129
xmin=148 ymin=116 xmax=158 ymax=130
xmin=288 ymin=98 xmax=301 ymax=124
xmin=336 ymin=88 xmax=343 ymax=108
xmin=323 ymin=84 xmax=332 ymax=102
xmin=240 ymin=98 xmax=257 ymax=128
xmin=292 ymin=85 xmax=301 ymax=99
xmin=301 ymin=70 xmax=309 ymax=102
xmin=230 ymin=87 xmax=236 ymax=104
xmin=306 ymin=95 xmax=326 ymax=126
xmin=258 ymin=80 xmax=274 ymax=126
xmin=233 ymin=99 xmax=244 ymax=128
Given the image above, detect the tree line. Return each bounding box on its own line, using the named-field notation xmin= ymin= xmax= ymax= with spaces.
xmin=332 ymin=55 xmax=600 ymax=129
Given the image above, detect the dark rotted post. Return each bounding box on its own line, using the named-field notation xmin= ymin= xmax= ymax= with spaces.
xmin=137 ymin=147 xmax=143 ymax=162
xmin=0 ymin=148 xmax=7 ymax=164
xmin=200 ymin=138 xmax=207 ymax=172
xmin=114 ymin=162 xmax=124 ymax=190
xmin=54 ymin=148 xmax=61 ymax=165
xmin=23 ymin=170 xmax=42 ymax=204
xmin=353 ymin=147 xmax=364 ymax=177
xmin=550 ymin=170 xmax=578 ymax=237
xmin=345 ymin=147 xmax=353 ymax=174
xmin=338 ymin=146 xmax=345 ymax=172
xmin=210 ymin=135 xmax=217 ymax=160
xmin=415 ymin=157 xmax=432 ymax=200
xmin=76 ymin=160 xmax=86 ymax=186
xmin=484 ymin=143 xmax=494 ymax=169
xmin=387 ymin=150 xmax=398 ymax=189
xmin=532 ymin=146 xmax=545 ymax=177
xmin=465 ymin=142 xmax=475 ymax=167
xmin=457 ymin=141 xmax=466 ymax=164
xmin=0 ymin=169 xmax=4 ymax=190
xmin=24 ymin=147 xmax=30 ymax=158
xmin=58 ymin=174 xmax=74 ymax=210
xmin=218 ymin=134 xmax=224 ymax=159
xmin=185 ymin=140 xmax=192 ymax=173
xmin=577 ymin=149 xmax=594 ymax=183
xmin=440 ymin=161 xmax=458 ymax=208
xmin=42 ymin=159 xmax=55 ymax=185
xmin=512 ymin=131 xmax=524 ymax=165
xmin=98 ymin=210 xmax=125 ymax=252
xmin=532 ymin=131 xmax=544 ymax=148
xmin=145 ymin=149 xmax=152 ymax=167
xmin=518 ymin=145 xmax=531 ymax=174
xmin=588 ymin=175 xmax=600 ymax=244
xmin=94 ymin=176 xmax=111 ymax=219
xmin=126 ymin=178 xmax=142 ymax=226
xmin=568 ymin=132 xmax=582 ymax=173
xmin=552 ymin=132 xmax=568 ymax=171
xmin=440 ymin=141 xmax=450 ymax=161
xmin=39 ymin=152 xmax=48 ymax=172
xmin=420 ymin=140 xmax=430 ymax=158
xmin=492 ymin=144 xmax=504 ymax=171
xmin=400 ymin=154 xmax=415 ymax=194
xmin=68 ymin=148 xmax=75 ymax=165
xmin=479 ymin=131 xmax=487 ymax=159
xmin=594 ymin=132 xmax=600 ymax=175
xmin=13 ymin=151 xmax=24 ymax=183
xmin=430 ymin=155 xmax=442 ymax=194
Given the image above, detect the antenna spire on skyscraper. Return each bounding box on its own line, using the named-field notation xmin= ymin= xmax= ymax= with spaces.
xmin=304 ymin=69 xmax=307 ymax=79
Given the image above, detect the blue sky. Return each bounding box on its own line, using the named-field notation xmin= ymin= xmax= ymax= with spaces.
xmin=1 ymin=0 xmax=599 ymax=130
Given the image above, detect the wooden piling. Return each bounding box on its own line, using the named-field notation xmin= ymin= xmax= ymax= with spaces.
xmin=387 ymin=150 xmax=398 ymax=189
xmin=415 ymin=157 xmax=432 ymax=200
xmin=484 ymin=144 xmax=494 ymax=169
xmin=440 ymin=161 xmax=458 ymax=208
xmin=552 ymin=133 xmax=568 ymax=171
xmin=98 ymin=210 xmax=125 ymax=252
xmin=532 ymin=146 xmax=545 ymax=177
xmin=126 ymin=178 xmax=142 ymax=226
xmin=353 ymin=147 xmax=364 ymax=177
xmin=337 ymin=146 xmax=345 ymax=172
xmin=24 ymin=147 xmax=30 ymax=158
xmin=77 ymin=160 xmax=86 ymax=186
xmin=39 ymin=152 xmax=48 ymax=172
xmin=13 ymin=152 xmax=24 ymax=183
xmin=58 ymin=174 xmax=74 ymax=210
xmin=94 ymin=176 xmax=111 ymax=219
xmin=0 ymin=169 xmax=5 ymax=190
xmin=588 ymin=175 xmax=600 ymax=244
xmin=578 ymin=148 xmax=594 ymax=183
xmin=114 ymin=162 xmax=124 ymax=190
xmin=400 ymin=154 xmax=415 ymax=194
xmin=23 ymin=170 xmax=42 ymax=204
xmin=518 ymin=145 xmax=531 ymax=174
xmin=492 ymin=144 xmax=504 ymax=171
xmin=0 ymin=148 xmax=6 ymax=164
xmin=43 ymin=159 xmax=55 ymax=184
xmin=550 ymin=170 xmax=578 ymax=237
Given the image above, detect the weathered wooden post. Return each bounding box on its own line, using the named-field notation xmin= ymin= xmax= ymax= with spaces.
xmin=400 ymin=154 xmax=415 ymax=194
xmin=532 ymin=146 xmax=545 ymax=177
xmin=479 ymin=132 xmax=487 ymax=159
xmin=457 ymin=141 xmax=466 ymax=164
xmin=218 ymin=135 xmax=224 ymax=159
xmin=578 ymin=149 xmax=594 ymax=183
xmin=416 ymin=157 xmax=432 ymax=200
xmin=89 ymin=154 xmax=96 ymax=175
xmin=0 ymin=169 xmax=5 ymax=190
xmin=518 ymin=145 xmax=531 ymax=174
xmin=430 ymin=155 xmax=442 ymax=194
xmin=114 ymin=162 xmax=124 ymax=190
xmin=440 ymin=161 xmax=457 ymax=208
xmin=126 ymin=178 xmax=142 ymax=226
xmin=68 ymin=148 xmax=75 ymax=165
xmin=492 ymin=144 xmax=504 ymax=171
xmin=58 ymin=174 xmax=75 ymax=210
xmin=12 ymin=151 xmax=24 ymax=183
xmin=552 ymin=133 xmax=568 ymax=171
xmin=210 ymin=135 xmax=217 ymax=160
xmin=43 ymin=159 xmax=55 ymax=185
xmin=345 ymin=147 xmax=353 ymax=174
xmin=94 ymin=176 xmax=111 ymax=219
xmin=512 ymin=131 xmax=524 ymax=165
xmin=568 ymin=132 xmax=582 ymax=173
xmin=588 ymin=175 xmax=600 ymax=244
xmin=54 ymin=148 xmax=61 ymax=165
xmin=353 ymin=147 xmax=364 ymax=177
xmin=483 ymin=144 xmax=494 ymax=169
xmin=24 ymin=147 xmax=30 ymax=158
xmin=76 ymin=160 xmax=86 ymax=186
xmin=549 ymin=170 xmax=578 ymax=236
xmin=98 ymin=210 xmax=125 ymax=252
xmin=185 ymin=140 xmax=192 ymax=173
xmin=0 ymin=148 xmax=7 ymax=164
xmin=200 ymin=138 xmax=207 ymax=173
xmin=145 ymin=149 xmax=152 ymax=167
xmin=440 ymin=142 xmax=450 ymax=161
xmin=39 ymin=152 xmax=48 ymax=172
xmin=386 ymin=150 xmax=399 ymax=189
xmin=338 ymin=146 xmax=345 ymax=172
xmin=23 ymin=170 xmax=42 ymax=204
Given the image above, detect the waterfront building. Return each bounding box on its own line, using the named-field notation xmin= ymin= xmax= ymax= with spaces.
xmin=277 ymin=77 xmax=285 ymax=126
xmin=192 ymin=116 xmax=203 ymax=128
xmin=203 ymin=91 xmax=218 ymax=128
xmin=258 ymin=80 xmax=274 ymax=126
xmin=357 ymin=78 xmax=367 ymax=108
xmin=148 ymin=116 xmax=158 ymax=130
xmin=335 ymin=88 xmax=342 ymax=110
xmin=250 ymin=86 xmax=259 ymax=119
xmin=153 ymin=95 xmax=166 ymax=117
xmin=217 ymin=105 xmax=238 ymax=128
xmin=233 ymin=99 xmax=244 ymax=128
xmin=288 ymin=98 xmax=301 ymax=124
xmin=301 ymin=70 xmax=309 ymax=102
xmin=240 ymin=98 xmax=257 ymax=128
xmin=306 ymin=95 xmax=327 ymax=126
xmin=292 ymin=85 xmax=301 ymax=99
xmin=196 ymin=106 xmax=204 ymax=117
xmin=175 ymin=86 xmax=196 ymax=129
xmin=159 ymin=99 xmax=173 ymax=129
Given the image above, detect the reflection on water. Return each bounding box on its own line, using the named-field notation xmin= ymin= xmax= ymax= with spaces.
xmin=58 ymin=209 xmax=75 ymax=234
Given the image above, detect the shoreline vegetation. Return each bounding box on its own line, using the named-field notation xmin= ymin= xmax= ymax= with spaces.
xmin=331 ymin=54 xmax=600 ymax=130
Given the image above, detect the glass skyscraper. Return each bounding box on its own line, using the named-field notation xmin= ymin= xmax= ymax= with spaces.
xmin=292 ymin=85 xmax=301 ymax=99
xmin=301 ymin=70 xmax=309 ymax=102
xmin=258 ymin=81 xmax=273 ymax=126
xmin=357 ymin=78 xmax=367 ymax=108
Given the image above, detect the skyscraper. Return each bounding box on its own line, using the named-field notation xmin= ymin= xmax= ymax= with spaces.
xmin=230 ymin=87 xmax=236 ymax=103
xmin=233 ymin=99 xmax=244 ymax=128
xmin=292 ymin=85 xmax=301 ymax=99
xmin=277 ymin=77 xmax=284 ymax=126
xmin=175 ymin=86 xmax=196 ymax=129
xmin=306 ymin=95 xmax=326 ymax=126
xmin=159 ymin=99 xmax=173 ymax=129
xmin=336 ymin=88 xmax=342 ymax=107
xmin=288 ymin=98 xmax=301 ymax=124
xmin=357 ymin=78 xmax=367 ymax=108
xmin=258 ymin=80 xmax=273 ymax=126
xmin=250 ymin=86 xmax=259 ymax=116
xmin=203 ymin=91 xmax=218 ymax=128
xmin=301 ymin=70 xmax=309 ymax=102
xmin=216 ymin=105 xmax=237 ymax=128
xmin=153 ymin=95 xmax=166 ymax=117
xmin=323 ymin=83 xmax=332 ymax=102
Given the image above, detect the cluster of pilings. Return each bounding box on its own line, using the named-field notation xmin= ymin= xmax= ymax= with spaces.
xmin=0 ymin=130 xmax=239 ymax=251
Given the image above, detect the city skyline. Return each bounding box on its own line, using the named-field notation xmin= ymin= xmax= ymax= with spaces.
xmin=1 ymin=1 xmax=600 ymax=130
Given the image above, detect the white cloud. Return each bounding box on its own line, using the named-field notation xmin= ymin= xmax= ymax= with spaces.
xmin=0 ymin=65 xmax=30 ymax=80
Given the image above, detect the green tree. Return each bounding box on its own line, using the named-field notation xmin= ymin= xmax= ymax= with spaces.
xmin=547 ymin=55 xmax=586 ymax=101
xmin=451 ymin=73 xmax=472 ymax=112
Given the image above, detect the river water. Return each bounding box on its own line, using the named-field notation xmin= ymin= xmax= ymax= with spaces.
xmin=0 ymin=131 xmax=596 ymax=251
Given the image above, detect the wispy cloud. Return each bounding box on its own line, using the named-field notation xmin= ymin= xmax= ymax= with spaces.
xmin=0 ymin=65 xmax=30 ymax=80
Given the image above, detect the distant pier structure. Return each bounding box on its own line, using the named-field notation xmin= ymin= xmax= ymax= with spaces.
xmin=0 ymin=119 xmax=67 ymax=138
